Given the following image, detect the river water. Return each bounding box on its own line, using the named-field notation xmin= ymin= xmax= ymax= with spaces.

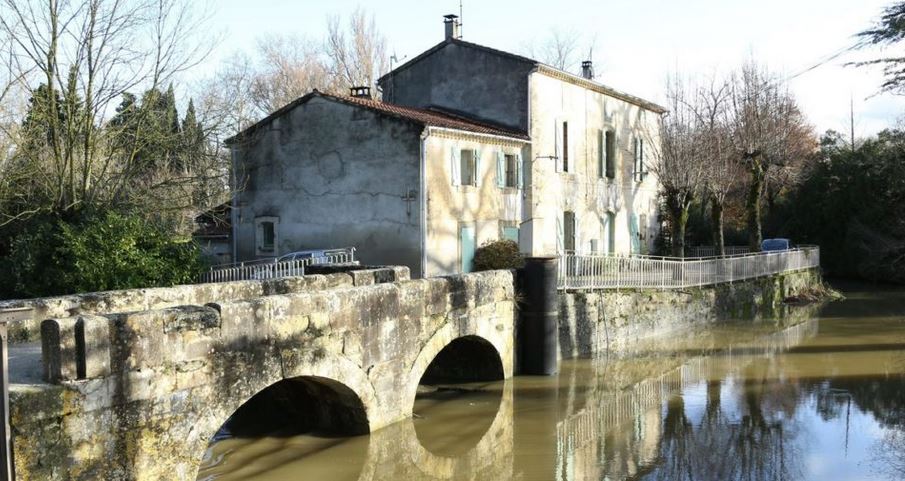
xmin=197 ymin=284 xmax=905 ymax=481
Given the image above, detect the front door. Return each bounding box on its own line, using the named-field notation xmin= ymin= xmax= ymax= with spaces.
xmin=460 ymin=226 xmax=476 ymax=273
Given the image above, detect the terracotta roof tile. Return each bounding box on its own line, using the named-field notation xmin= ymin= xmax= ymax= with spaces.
xmin=227 ymin=91 xmax=529 ymax=144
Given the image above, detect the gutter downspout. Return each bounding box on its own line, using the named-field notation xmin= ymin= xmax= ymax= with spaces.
xmin=419 ymin=129 xmax=429 ymax=279
xmin=230 ymin=147 xmax=239 ymax=264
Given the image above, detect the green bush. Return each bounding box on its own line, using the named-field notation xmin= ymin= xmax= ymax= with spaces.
xmin=473 ymin=239 xmax=524 ymax=271
xmin=1 ymin=211 xmax=204 ymax=298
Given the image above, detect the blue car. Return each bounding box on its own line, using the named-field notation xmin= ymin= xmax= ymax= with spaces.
xmin=761 ymin=238 xmax=791 ymax=251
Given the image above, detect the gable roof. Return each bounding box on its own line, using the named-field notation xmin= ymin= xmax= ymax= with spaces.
xmin=226 ymin=90 xmax=529 ymax=145
xmin=378 ymin=38 xmax=667 ymax=114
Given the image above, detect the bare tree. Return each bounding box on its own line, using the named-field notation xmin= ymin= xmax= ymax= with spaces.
xmin=248 ymin=34 xmax=332 ymax=116
xmin=727 ymin=62 xmax=813 ymax=251
xmin=522 ymin=28 xmax=585 ymax=73
xmin=653 ymin=75 xmax=708 ymax=257
xmin=0 ymin=0 xmax=220 ymax=226
xmin=694 ymin=77 xmax=740 ymax=256
xmin=325 ymin=7 xmax=388 ymax=92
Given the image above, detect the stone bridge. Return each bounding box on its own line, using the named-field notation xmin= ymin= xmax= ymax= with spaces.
xmin=6 ymin=267 xmax=517 ymax=480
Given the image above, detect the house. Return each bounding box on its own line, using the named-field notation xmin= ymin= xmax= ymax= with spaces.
xmin=229 ymin=15 xmax=665 ymax=278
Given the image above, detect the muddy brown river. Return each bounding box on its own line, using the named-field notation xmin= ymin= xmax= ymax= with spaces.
xmin=197 ymin=283 xmax=905 ymax=481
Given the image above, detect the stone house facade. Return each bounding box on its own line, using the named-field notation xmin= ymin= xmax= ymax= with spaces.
xmin=230 ymin=18 xmax=664 ymax=277
xmin=229 ymin=91 xmax=530 ymax=277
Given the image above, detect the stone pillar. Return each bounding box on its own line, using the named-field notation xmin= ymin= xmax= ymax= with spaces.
xmin=516 ymin=257 xmax=559 ymax=375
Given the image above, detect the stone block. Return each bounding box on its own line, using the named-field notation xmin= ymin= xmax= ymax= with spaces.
xmin=41 ymin=318 xmax=79 ymax=382
xmin=77 ymin=315 xmax=111 ymax=379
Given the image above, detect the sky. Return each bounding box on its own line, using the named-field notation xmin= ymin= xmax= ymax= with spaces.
xmin=193 ymin=0 xmax=905 ymax=137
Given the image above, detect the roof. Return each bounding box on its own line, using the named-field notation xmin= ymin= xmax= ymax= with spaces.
xmin=226 ymin=91 xmax=530 ymax=145
xmin=377 ymin=38 xmax=667 ymax=114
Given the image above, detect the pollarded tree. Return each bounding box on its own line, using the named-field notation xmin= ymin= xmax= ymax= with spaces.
xmin=727 ymin=62 xmax=813 ymax=251
xmin=694 ymin=77 xmax=740 ymax=256
xmin=654 ymin=76 xmax=708 ymax=257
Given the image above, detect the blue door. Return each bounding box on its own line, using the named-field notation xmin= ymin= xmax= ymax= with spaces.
xmin=461 ymin=226 xmax=476 ymax=273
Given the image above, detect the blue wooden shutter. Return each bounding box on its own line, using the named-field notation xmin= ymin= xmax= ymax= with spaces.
xmin=451 ymin=147 xmax=461 ymax=186
xmin=474 ymin=149 xmax=482 ymax=186
xmin=517 ymin=153 xmax=524 ymax=189
xmin=496 ymin=151 xmax=505 ymax=188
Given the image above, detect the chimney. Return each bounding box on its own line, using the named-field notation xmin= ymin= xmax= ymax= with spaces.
xmin=444 ymin=14 xmax=460 ymax=40
xmin=350 ymin=86 xmax=372 ymax=99
xmin=581 ymin=61 xmax=594 ymax=80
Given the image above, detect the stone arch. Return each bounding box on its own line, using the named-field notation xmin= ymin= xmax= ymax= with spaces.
xmin=358 ymin=382 xmax=514 ymax=481
xmin=405 ymin=320 xmax=510 ymax=412
xmin=191 ymin=352 xmax=377 ymax=479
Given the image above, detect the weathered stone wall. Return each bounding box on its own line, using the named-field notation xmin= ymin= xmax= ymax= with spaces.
xmin=0 ymin=266 xmax=409 ymax=342
xmin=11 ymin=270 xmax=516 ymax=481
xmin=559 ymin=268 xmax=824 ymax=358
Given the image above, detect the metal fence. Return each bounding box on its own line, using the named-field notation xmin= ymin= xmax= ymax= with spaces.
xmin=201 ymin=247 xmax=357 ymax=283
xmin=558 ymin=246 xmax=820 ymax=290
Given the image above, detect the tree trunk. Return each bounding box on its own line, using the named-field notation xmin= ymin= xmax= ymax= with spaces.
xmin=710 ymin=197 xmax=725 ymax=256
xmin=746 ymin=158 xmax=765 ymax=252
xmin=669 ymin=203 xmax=689 ymax=258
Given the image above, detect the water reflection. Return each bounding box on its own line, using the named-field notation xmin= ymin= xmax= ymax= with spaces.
xmin=199 ymin=284 xmax=905 ymax=481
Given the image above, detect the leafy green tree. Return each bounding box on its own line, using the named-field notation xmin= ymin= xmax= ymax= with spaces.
xmin=1 ymin=211 xmax=205 ymax=298
xmin=855 ymin=2 xmax=905 ymax=94
xmin=776 ymin=129 xmax=905 ymax=283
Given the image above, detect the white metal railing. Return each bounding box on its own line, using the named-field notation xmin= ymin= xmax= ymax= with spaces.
xmin=201 ymin=247 xmax=357 ymax=283
xmin=558 ymin=246 xmax=820 ymax=290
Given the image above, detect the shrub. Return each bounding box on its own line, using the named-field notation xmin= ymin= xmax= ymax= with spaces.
xmin=1 ymin=211 xmax=204 ymax=298
xmin=473 ymin=239 xmax=524 ymax=271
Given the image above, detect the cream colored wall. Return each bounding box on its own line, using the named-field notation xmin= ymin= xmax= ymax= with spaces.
xmin=423 ymin=131 xmax=529 ymax=277
xmin=525 ymin=71 xmax=662 ymax=257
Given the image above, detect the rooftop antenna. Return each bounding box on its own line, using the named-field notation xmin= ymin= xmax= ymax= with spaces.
xmin=459 ymin=0 xmax=464 ymax=39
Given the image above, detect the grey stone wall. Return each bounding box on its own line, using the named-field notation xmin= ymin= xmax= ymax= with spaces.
xmin=379 ymin=42 xmax=535 ymax=132
xmin=559 ymin=268 xmax=824 ymax=358
xmin=12 ymin=270 xmax=515 ymax=481
xmin=0 ymin=266 xmax=409 ymax=342
xmin=232 ymin=95 xmax=424 ymax=273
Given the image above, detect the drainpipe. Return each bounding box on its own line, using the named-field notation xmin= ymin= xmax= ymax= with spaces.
xmin=230 ymin=147 xmax=239 ymax=264
xmin=419 ymin=129 xmax=429 ymax=279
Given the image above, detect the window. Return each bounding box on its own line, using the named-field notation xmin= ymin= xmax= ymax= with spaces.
xmin=451 ymin=148 xmax=480 ymax=187
xmin=461 ymin=149 xmax=477 ymax=186
xmin=502 ymin=225 xmax=519 ymax=243
xmin=603 ymin=212 xmax=616 ymax=254
xmin=563 ymin=211 xmax=576 ymax=253
xmin=597 ymin=130 xmax=605 ymax=179
xmin=562 ymin=121 xmax=570 ymax=172
xmin=590 ymin=238 xmax=599 ymax=254
xmin=505 ymin=154 xmax=518 ymax=187
xmin=255 ymin=216 xmax=279 ymax=256
xmin=496 ymin=152 xmax=524 ymax=189
xmin=605 ymin=131 xmax=616 ymax=179
xmin=633 ymin=137 xmax=646 ymax=182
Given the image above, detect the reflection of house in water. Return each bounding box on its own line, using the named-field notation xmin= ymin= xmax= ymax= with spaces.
xmin=551 ymin=318 xmax=820 ymax=481
xmin=227 ymin=15 xmax=664 ymax=277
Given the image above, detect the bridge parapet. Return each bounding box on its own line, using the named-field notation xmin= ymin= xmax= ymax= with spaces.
xmin=2 ymin=266 xmax=408 ymax=343
xmin=14 ymin=269 xmax=516 ymax=481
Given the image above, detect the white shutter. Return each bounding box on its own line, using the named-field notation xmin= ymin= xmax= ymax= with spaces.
xmin=474 ymin=149 xmax=482 ymax=186
xmin=633 ymin=137 xmax=639 ymax=181
xmin=554 ymin=118 xmax=563 ymax=173
xmin=556 ymin=214 xmax=564 ymax=254
xmin=572 ymin=212 xmax=579 ymax=254
xmin=451 ymin=147 xmax=461 ymax=186
xmin=496 ymin=151 xmax=505 ymax=188
xmin=517 ymin=153 xmax=524 ymax=189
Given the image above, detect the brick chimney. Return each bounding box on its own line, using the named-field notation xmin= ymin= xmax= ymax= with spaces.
xmin=350 ymin=86 xmax=372 ymax=99
xmin=581 ymin=61 xmax=594 ymax=80
xmin=444 ymin=14 xmax=460 ymax=40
